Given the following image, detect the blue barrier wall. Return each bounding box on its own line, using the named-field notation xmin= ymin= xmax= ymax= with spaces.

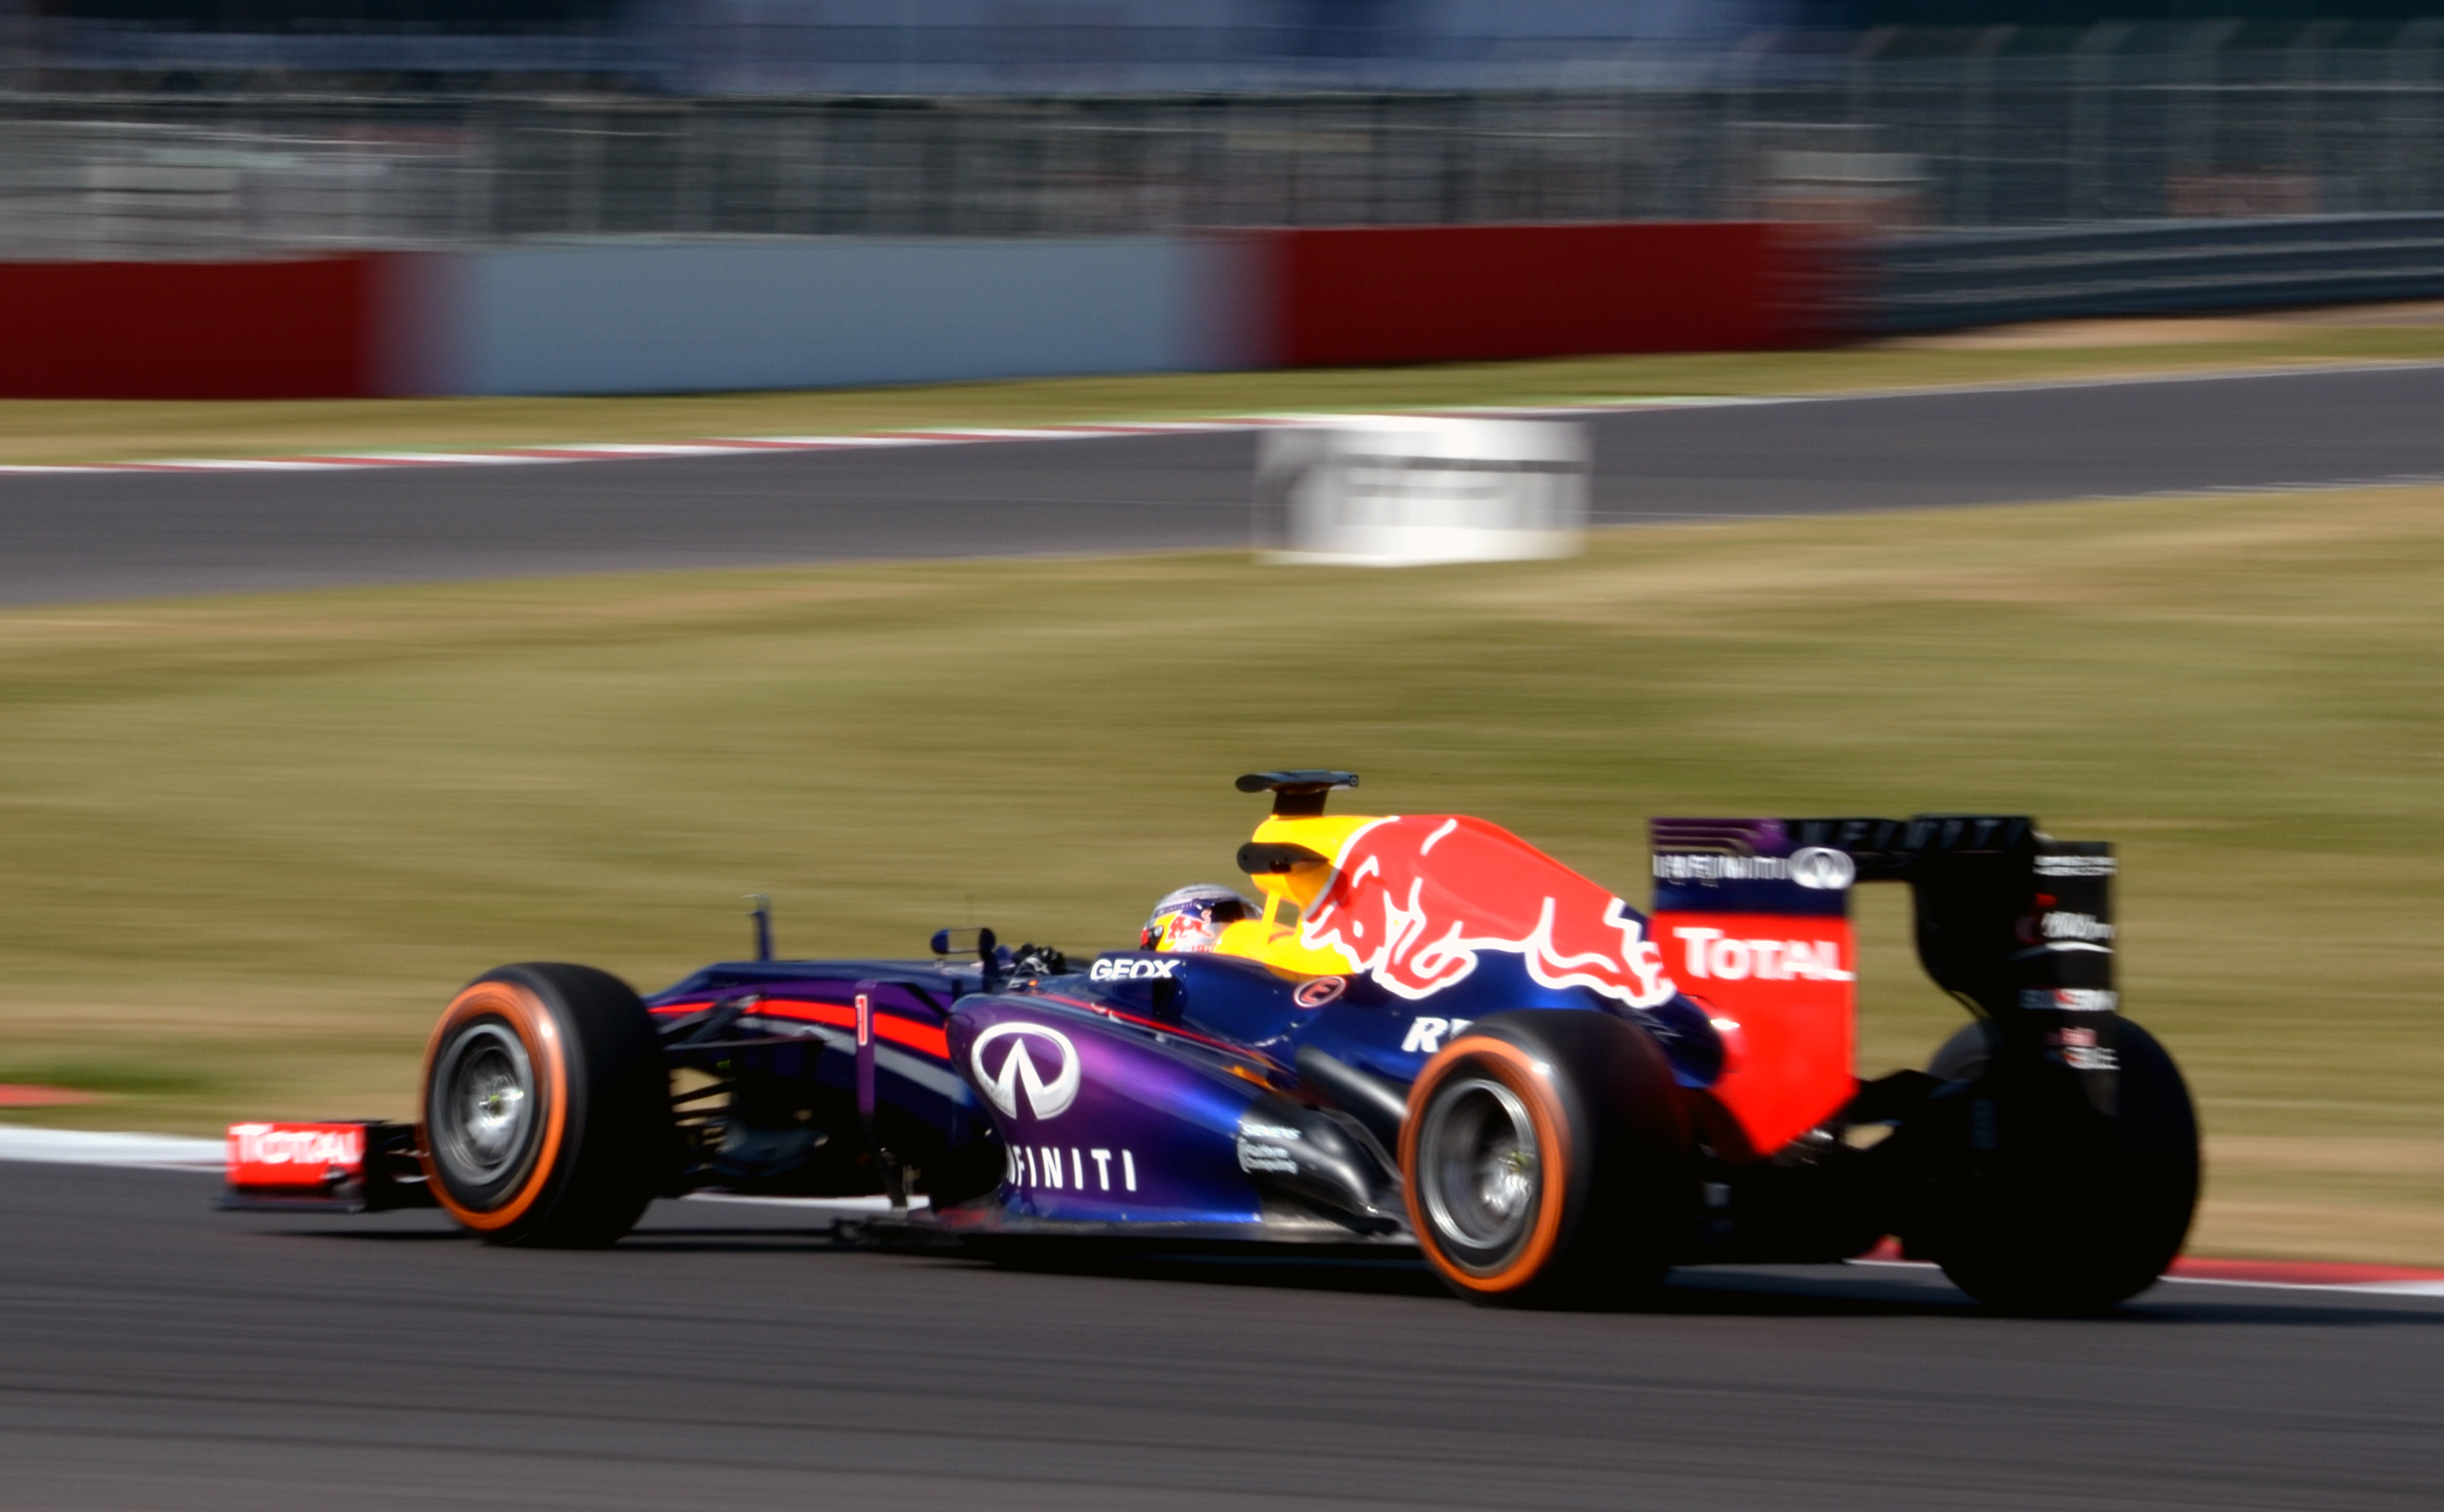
xmin=435 ymin=237 xmax=1253 ymax=396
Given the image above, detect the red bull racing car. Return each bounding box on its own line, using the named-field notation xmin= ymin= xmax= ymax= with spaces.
xmin=224 ymin=771 xmax=2199 ymax=1312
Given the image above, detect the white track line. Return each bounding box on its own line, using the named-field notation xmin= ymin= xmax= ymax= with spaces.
xmin=2153 ymin=1274 xmax=2444 ymax=1297
xmin=0 ymin=1125 xmax=222 ymax=1169
xmin=682 ymin=1193 xmax=932 ymax=1214
xmin=1848 ymin=1256 xmax=2444 ymax=1298
xmin=0 ymin=1128 xmax=929 ymax=1214
xmin=9 ymin=360 xmax=2437 ymax=481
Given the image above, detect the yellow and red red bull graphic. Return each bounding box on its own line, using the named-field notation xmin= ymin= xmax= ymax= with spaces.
xmin=1298 ymin=815 xmax=1677 ymax=1008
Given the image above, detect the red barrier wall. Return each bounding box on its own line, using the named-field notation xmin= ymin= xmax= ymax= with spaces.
xmin=0 ymin=228 xmax=1847 ymax=399
xmin=0 ymin=257 xmax=382 ymax=399
xmin=1268 ymin=222 xmax=1845 ymax=368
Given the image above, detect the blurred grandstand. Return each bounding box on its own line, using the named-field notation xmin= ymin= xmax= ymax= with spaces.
xmin=0 ymin=2 xmax=2442 ymax=254
xmin=11 ymin=2 xmax=1767 ymax=96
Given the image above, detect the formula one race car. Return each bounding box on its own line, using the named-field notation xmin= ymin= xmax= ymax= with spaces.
xmin=224 ymin=772 xmax=2199 ymax=1312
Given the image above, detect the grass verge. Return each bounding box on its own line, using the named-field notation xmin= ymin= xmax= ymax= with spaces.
xmin=2 ymin=485 xmax=2439 ymax=1261
xmin=5 ymin=322 xmax=2444 ymax=467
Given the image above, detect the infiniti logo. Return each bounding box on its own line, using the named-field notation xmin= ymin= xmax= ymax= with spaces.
xmin=969 ymin=1021 xmax=1082 ymax=1121
xmin=1789 ymin=846 xmax=1857 ymax=890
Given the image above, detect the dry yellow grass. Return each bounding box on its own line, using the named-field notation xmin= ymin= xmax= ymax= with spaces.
xmin=2182 ymin=1138 xmax=2444 ymax=1267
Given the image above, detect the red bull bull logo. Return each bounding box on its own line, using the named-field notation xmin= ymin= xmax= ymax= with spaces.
xmin=1299 ymin=815 xmax=1676 ymax=1008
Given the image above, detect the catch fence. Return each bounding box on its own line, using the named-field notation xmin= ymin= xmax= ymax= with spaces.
xmin=5 ymin=26 xmax=2444 ymax=258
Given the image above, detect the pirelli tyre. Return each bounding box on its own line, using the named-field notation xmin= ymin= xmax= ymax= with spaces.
xmin=1915 ymin=1017 xmax=2199 ymax=1313
xmin=1401 ymin=1010 xmax=1694 ymax=1307
xmin=420 ymin=963 xmax=673 ymax=1247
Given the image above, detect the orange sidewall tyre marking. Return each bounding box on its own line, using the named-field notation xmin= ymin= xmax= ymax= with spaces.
xmin=418 ymin=980 xmax=570 ymax=1233
xmin=1402 ymin=1034 xmax=1574 ymax=1296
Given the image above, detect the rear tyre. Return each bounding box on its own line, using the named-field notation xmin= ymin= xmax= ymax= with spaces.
xmin=1917 ymin=1017 xmax=2199 ymax=1313
xmin=1926 ymin=1019 xmax=2000 ymax=1084
xmin=420 ymin=963 xmax=673 ymax=1247
xmin=1401 ymin=1011 xmax=1692 ymax=1307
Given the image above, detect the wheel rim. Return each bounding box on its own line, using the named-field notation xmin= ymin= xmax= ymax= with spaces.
xmin=431 ymin=1021 xmax=537 ymax=1189
xmin=1417 ymin=1075 xmax=1541 ymax=1272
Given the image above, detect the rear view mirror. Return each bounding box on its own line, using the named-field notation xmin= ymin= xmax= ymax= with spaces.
xmin=930 ymin=926 xmax=998 ymax=958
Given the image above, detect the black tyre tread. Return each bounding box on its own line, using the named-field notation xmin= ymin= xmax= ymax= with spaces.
xmin=1926 ymin=1019 xmax=1999 ymax=1084
xmin=449 ymin=962 xmax=671 ymax=1249
xmin=1927 ymin=1017 xmax=2199 ymax=1313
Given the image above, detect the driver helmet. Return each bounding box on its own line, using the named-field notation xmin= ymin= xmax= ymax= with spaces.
xmin=1140 ymin=883 xmax=1256 ymax=953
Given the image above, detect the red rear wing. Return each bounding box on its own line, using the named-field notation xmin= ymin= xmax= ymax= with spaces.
xmin=1650 ymin=821 xmax=1859 ymax=1157
xmin=1652 ymin=812 xmax=2121 ymax=1156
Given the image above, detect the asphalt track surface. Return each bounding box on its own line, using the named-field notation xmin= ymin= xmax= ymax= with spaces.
xmin=7 ymin=1160 xmax=2442 ymax=1511
xmin=8 ymin=363 xmax=2444 ymax=607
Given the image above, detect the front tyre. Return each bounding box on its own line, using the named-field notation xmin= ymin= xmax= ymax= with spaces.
xmin=1401 ymin=1011 xmax=1692 ymax=1307
xmin=420 ymin=963 xmax=673 ymax=1247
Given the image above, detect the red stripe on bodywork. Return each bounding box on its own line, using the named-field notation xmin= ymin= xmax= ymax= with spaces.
xmin=874 ymin=1016 xmax=951 ymax=1059
xmin=652 ymin=997 xmax=947 ymax=1059
xmin=757 ymin=998 xmax=857 ymax=1030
